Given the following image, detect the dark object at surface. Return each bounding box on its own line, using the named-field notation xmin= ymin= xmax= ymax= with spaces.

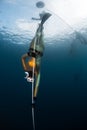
xmin=36 ymin=1 xmax=45 ymax=8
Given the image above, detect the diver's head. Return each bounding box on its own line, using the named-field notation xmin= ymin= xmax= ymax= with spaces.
xmin=28 ymin=71 xmax=33 ymax=78
xmin=25 ymin=71 xmax=34 ymax=82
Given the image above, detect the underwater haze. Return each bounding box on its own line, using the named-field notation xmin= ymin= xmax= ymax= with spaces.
xmin=1 ymin=0 xmax=87 ymax=130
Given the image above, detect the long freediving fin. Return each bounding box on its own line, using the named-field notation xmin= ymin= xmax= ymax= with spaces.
xmin=35 ymin=12 xmax=52 ymax=34
xmin=41 ymin=12 xmax=52 ymax=25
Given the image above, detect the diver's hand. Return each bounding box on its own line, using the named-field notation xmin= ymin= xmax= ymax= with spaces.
xmin=24 ymin=72 xmax=34 ymax=82
xmin=27 ymin=77 xmax=34 ymax=82
xmin=24 ymin=72 xmax=29 ymax=79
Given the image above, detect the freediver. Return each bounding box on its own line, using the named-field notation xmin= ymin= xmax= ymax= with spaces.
xmin=21 ymin=12 xmax=51 ymax=103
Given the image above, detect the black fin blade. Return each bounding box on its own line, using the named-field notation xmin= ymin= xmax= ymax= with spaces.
xmin=41 ymin=13 xmax=52 ymax=25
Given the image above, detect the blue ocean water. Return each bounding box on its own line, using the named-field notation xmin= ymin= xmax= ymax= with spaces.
xmin=0 ymin=32 xmax=87 ymax=130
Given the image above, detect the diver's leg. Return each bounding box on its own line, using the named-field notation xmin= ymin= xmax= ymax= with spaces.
xmin=29 ymin=37 xmax=35 ymax=50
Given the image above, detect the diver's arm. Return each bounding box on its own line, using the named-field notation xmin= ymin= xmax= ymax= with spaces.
xmin=21 ymin=53 xmax=28 ymax=70
xmin=34 ymin=71 xmax=40 ymax=98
